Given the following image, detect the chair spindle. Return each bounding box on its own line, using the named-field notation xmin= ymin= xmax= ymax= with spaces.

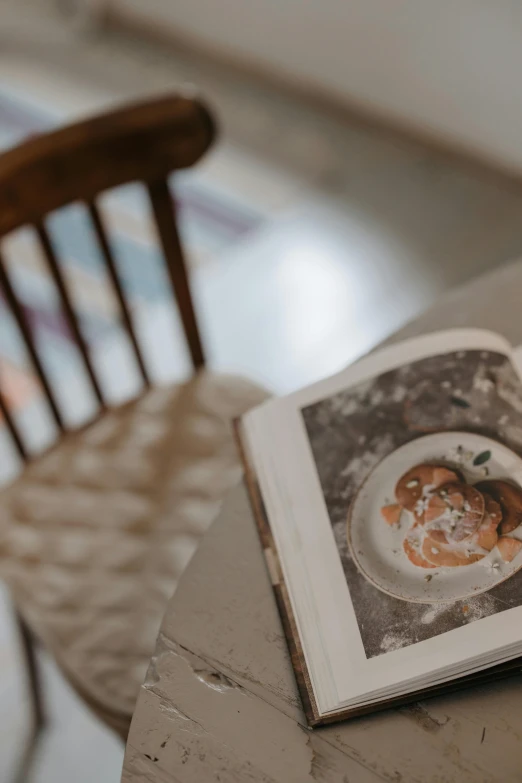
xmin=0 ymin=386 xmax=28 ymax=461
xmin=34 ymin=221 xmax=105 ymax=407
xmin=146 ymin=179 xmax=205 ymax=370
xmin=0 ymin=248 xmax=64 ymax=430
xmin=87 ymin=200 xmax=150 ymax=387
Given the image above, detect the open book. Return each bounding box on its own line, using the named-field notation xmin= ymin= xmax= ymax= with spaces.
xmin=236 ymin=329 xmax=522 ymax=726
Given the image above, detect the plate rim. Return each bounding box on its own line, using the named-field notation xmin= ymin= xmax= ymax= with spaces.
xmin=346 ymin=431 xmax=522 ymax=604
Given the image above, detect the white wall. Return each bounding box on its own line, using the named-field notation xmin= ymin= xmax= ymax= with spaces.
xmin=116 ymin=0 xmax=522 ymax=173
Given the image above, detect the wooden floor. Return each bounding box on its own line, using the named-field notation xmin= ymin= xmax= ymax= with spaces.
xmin=4 ymin=1 xmax=522 ymax=780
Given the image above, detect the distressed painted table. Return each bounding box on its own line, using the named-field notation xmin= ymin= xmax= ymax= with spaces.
xmin=122 ymin=259 xmax=522 ymax=783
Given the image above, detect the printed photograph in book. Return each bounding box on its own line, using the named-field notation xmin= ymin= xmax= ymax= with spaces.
xmin=301 ymin=349 xmax=522 ymax=658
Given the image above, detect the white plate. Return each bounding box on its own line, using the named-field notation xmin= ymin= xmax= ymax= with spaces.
xmin=347 ymin=432 xmax=522 ymax=603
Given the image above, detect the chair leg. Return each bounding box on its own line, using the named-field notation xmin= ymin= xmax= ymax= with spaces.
xmin=14 ymin=610 xmax=46 ymax=733
xmin=11 ymin=610 xmax=46 ymax=783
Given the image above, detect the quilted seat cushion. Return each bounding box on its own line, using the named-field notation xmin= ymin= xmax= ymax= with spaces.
xmin=0 ymin=371 xmax=269 ymax=724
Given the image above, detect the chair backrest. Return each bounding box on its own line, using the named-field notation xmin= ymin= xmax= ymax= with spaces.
xmin=0 ymin=93 xmax=216 ymax=461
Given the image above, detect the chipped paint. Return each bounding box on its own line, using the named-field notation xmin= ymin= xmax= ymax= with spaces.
xmin=400 ymin=702 xmax=449 ymax=734
xmin=193 ymin=668 xmax=238 ymax=692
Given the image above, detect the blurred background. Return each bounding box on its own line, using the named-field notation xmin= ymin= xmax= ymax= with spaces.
xmin=3 ymin=0 xmax=522 ymax=779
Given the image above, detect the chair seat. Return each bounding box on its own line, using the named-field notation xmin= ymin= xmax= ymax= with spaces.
xmin=0 ymin=371 xmax=269 ymax=731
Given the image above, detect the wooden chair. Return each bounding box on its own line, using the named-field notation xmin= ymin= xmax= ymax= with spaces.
xmin=0 ymin=94 xmax=268 ymax=744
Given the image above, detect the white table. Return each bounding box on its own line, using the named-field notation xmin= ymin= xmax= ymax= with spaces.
xmin=122 ymin=259 xmax=522 ymax=783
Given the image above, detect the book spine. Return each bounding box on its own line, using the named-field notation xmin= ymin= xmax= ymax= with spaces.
xmin=233 ymin=417 xmax=321 ymax=727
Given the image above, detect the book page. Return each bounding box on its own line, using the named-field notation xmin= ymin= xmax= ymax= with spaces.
xmin=244 ymin=329 xmax=522 ymax=712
